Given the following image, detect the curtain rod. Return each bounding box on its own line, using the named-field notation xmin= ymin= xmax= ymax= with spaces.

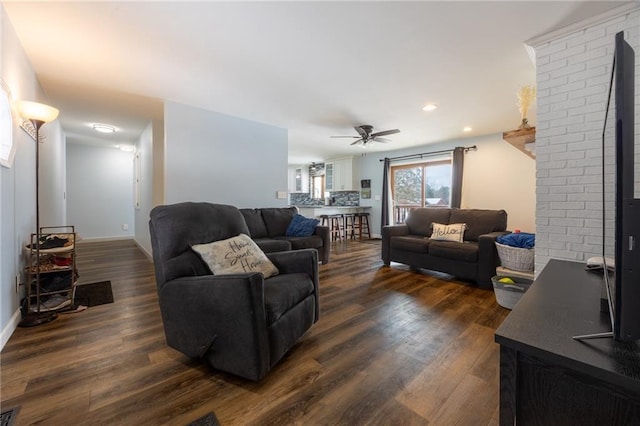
xmin=379 ymin=145 xmax=477 ymax=162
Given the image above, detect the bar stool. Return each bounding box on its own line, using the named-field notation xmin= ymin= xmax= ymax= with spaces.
xmin=320 ymin=214 xmax=330 ymax=227
xmin=328 ymin=214 xmax=344 ymax=241
xmin=355 ymin=212 xmax=371 ymax=240
xmin=343 ymin=213 xmax=356 ymax=240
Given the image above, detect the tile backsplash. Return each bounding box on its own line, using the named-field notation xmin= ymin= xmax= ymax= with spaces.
xmin=289 ymin=193 xmax=324 ymax=206
xmin=289 ymin=191 xmax=360 ymax=206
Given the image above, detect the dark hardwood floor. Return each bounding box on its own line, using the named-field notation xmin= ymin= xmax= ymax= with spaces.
xmin=1 ymin=239 xmax=508 ymax=425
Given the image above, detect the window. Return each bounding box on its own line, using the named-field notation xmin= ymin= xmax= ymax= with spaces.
xmin=311 ymin=175 xmax=324 ymax=199
xmin=391 ymin=159 xmax=452 ymax=223
xmin=0 ymin=79 xmax=15 ymax=168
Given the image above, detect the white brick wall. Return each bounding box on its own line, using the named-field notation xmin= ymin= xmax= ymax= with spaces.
xmin=534 ymin=7 xmax=640 ymax=273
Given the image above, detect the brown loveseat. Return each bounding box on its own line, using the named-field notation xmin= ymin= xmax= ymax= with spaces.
xmin=240 ymin=207 xmax=330 ymax=264
xmin=382 ymin=208 xmax=508 ymax=288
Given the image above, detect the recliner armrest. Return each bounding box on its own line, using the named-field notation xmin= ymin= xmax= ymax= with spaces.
xmin=381 ymin=225 xmax=409 ymax=265
xmin=158 ymin=273 xmax=270 ymax=380
xmin=313 ymin=225 xmax=331 ymax=264
xmin=267 ymin=249 xmax=319 ymax=322
xmin=477 ymin=231 xmax=510 ymax=288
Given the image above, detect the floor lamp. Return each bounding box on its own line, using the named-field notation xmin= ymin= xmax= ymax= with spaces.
xmin=16 ymin=101 xmax=60 ymax=327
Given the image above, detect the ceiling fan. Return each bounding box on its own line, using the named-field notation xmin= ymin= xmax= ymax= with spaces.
xmin=331 ymin=125 xmax=400 ymax=147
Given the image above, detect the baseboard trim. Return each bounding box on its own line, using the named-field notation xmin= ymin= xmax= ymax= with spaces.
xmin=133 ymin=239 xmax=153 ymax=261
xmin=1 ymin=308 xmax=22 ymax=351
xmin=76 ymin=236 xmax=133 ymax=244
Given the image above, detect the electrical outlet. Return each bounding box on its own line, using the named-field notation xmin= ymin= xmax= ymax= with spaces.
xmin=122 ymin=224 xmax=129 ymax=231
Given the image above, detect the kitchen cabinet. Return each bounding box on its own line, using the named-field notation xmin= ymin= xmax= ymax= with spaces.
xmin=326 ymin=157 xmax=356 ymax=191
xmin=288 ymin=165 xmax=309 ymax=193
xmin=324 ymin=162 xmax=334 ymax=191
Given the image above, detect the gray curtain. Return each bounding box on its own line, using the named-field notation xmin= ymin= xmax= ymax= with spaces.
xmin=381 ymin=157 xmax=392 ymax=231
xmin=451 ymin=147 xmax=464 ymax=208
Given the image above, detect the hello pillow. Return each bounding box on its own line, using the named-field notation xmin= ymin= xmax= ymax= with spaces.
xmin=192 ymin=234 xmax=279 ymax=278
xmin=430 ymin=223 xmax=467 ymax=243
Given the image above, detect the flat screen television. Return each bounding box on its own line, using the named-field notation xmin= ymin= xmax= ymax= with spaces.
xmin=576 ymin=31 xmax=640 ymax=342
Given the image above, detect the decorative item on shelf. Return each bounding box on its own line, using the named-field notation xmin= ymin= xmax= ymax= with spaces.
xmin=361 ymin=179 xmax=371 ymax=199
xmin=516 ymin=85 xmax=536 ymax=130
xmin=16 ymin=100 xmax=61 ymax=327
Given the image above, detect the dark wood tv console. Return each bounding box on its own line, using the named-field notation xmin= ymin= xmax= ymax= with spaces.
xmin=495 ymin=259 xmax=640 ymax=425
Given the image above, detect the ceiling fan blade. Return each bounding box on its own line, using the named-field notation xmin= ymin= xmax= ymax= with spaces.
xmin=350 ymin=139 xmax=364 ymax=146
xmin=371 ymin=129 xmax=400 ymax=138
xmin=330 ymin=135 xmax=360 ymax=139
xmin=372 ymin=137 xmax=390 ymax=143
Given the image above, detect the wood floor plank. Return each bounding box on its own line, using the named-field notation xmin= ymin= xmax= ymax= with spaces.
xmin=0 ymin=238 xmax=509 ymax=425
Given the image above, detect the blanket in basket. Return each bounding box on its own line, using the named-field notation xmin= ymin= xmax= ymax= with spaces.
xmin=497 ymin=232 xmax=535 ymax=249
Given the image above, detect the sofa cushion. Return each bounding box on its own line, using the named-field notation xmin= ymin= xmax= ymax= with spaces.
xmin=431 ymin=223 xmax=467 ymax=243
xmin=286 ymin=214 xmax=320 ymax=237
xmin=239 ymin=208 xmax=269 ymax=238
xmin=264 ymin=273 xmax=315 ymax=324
xmin=405 ymin=208 xmax=451 ymax=237
xmin=449 ymin=209 xmax=507 ymax=241
xmin=261 ymin=207 xmax=298 ymax=238
xmin=274 ymin=235 xmax=323 ymax=250
xmin=390 ymin=235 xmax=431 ymax=253
xmin=428 ymin=240 xmax=479 ymax=262
xmin=191 ymin=234 xmax=279 ymax=278
xmin=253 ymin=238 xmax=292 ymax=253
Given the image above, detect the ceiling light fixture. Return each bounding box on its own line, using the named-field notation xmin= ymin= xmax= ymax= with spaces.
xmin=422 ymin=103 xmax=438 ymax=112
xmin=463 ymin=126 xmax=472 ymax=132
xmin=92 ymin=123 xmax=116 ymax=133
xmin=119 ymin=145 xmax=135 ymax=152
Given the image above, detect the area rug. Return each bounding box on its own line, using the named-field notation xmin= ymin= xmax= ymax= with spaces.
xmin=187 ymin=412 xmax=220 ymax=426
xmin=73 ymin=281 xmax=114 ymax=307
xmin=0 ymin=406 xmax=20 ymax=426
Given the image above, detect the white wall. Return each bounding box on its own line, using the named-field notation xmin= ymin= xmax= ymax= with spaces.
xmin=1 ymin=4 xmax=66 ymax=348
xmin=355 ymin=132 xmax=536 ymax=237
xmin=66 ymin=144 xmax=134 ymax=240
xmin=533 ymin=6 xmax=639 ymax=272
xmin=164 ymin=101 xmax=288 ymax=208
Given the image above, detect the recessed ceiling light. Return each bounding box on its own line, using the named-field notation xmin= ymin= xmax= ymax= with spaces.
xmin=92 ymin=123 xmax=116 ymax=133
xmin=463 ymin=126 xmax=472 ymax=132
xmin=422 ymin=103 xmax=438 ymax=112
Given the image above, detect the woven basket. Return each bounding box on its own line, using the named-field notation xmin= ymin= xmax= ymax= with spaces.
xmin=495 ymin=242 xmax=534 ymax=272
xmin=492 ymin=275 xmax=533 ymax=309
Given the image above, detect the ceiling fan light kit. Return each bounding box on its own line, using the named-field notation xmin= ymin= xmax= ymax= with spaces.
xmin=331 ymin=124 xmax=400 ymax=147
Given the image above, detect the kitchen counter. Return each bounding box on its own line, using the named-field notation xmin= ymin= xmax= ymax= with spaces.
xmin=295 ymin=206 xmax=371 ymax=219
xmin=293 ymin=206 xmax=370 ymax=209
xmin=295 ymin=206 xmax=372 ymax=240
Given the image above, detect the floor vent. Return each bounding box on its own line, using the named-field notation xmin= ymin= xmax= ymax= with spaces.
xmin=0 ymin=406 xmax=20 ymax=426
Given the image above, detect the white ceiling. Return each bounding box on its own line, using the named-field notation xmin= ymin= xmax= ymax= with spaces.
xmin=3 ymin=1 xmax=629 ymax=164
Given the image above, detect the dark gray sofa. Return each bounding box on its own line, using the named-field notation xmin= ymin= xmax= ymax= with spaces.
xmin=149 ymin=202 xmax=320 ymax=381
xmin=382 ymin=208 xmax=508 ymax=289
xmin=240 ymin=207 xmax=330 ymax=264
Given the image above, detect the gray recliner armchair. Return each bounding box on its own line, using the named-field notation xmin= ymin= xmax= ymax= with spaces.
xmin=149 ymin=202 xmax=320 ymax=381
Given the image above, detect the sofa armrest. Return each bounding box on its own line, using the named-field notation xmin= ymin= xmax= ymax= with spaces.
xmin=267 ymin=249 xmax=320 ymax=322
xmin=158 ymin=273 xmax=270 ymax=380
xmin=313 ymin=225 xmax=331 ymax=264
xmin=477 ymin=231 xmax=510 ymax=288
xmin=381 ymin=225 xmax=409 ymax=265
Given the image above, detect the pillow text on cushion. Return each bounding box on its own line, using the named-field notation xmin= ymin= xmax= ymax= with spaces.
xmin=192 ymin=234 xmax=279 ymax=278
xmin=430 ymin=223 xmax=467 ymax=243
